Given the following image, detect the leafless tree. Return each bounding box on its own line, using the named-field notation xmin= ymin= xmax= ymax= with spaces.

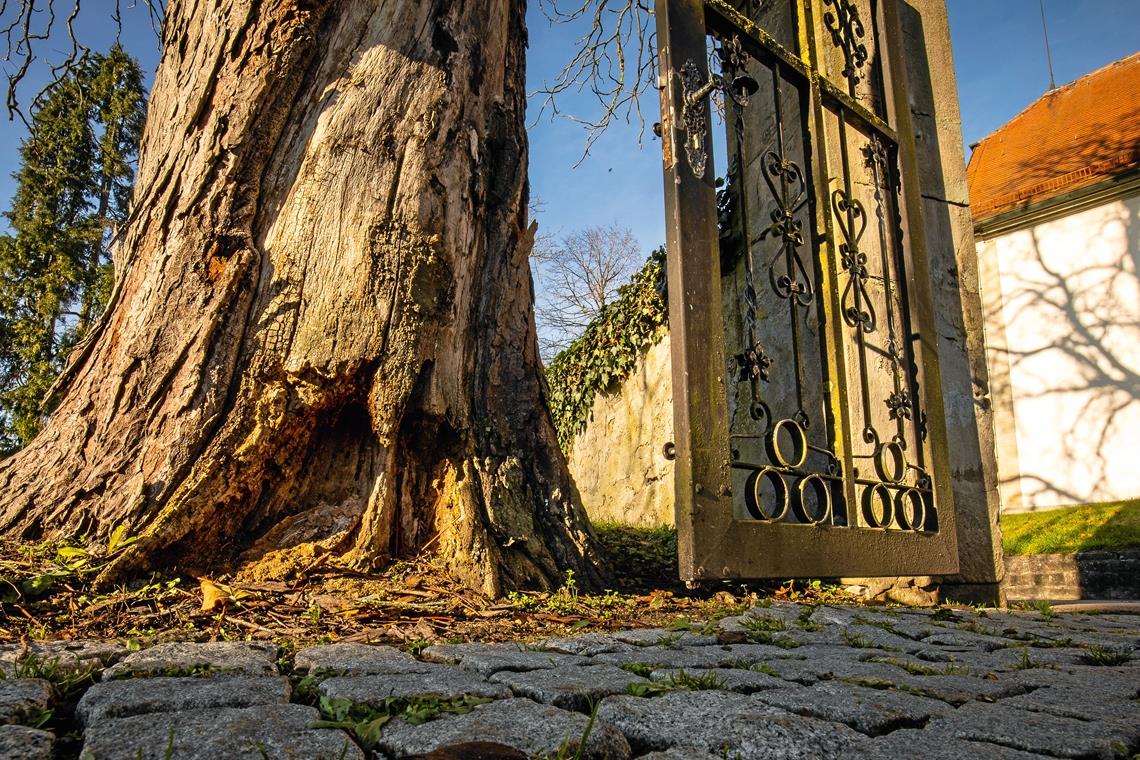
xmin=532 ymin=223 xmax=642 ymax=358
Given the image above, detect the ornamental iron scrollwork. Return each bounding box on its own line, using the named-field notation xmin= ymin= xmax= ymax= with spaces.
xmin=760 ymin=152 xmax=813 ymax=308
xmin=717 ymin=41 xmax=849 ymax=526
xmin=822 ymin=0 xmax=869 ymax=89
xmin=863 ymin=135 xmax=915 ymax=437
xmin=654 ymin=0 xmax=963 ymax=584
xmin=667 ymin=7 xmax=939 ymax=537
xmin=832 ymin=189 xmax=875 ymax=333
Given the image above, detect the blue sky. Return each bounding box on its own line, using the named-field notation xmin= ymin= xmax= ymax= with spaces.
xmin=527 ymin=0 xmax=1140 ymax=255
xmin=0 ymin=0 xmax=1135 ymax=254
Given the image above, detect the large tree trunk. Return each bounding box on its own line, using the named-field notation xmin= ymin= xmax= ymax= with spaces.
xmin=0 ymin=0 xmax=607 ymax=595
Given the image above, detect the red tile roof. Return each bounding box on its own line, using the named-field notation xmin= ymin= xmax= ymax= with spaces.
xmin=967 ymin=51 xmax=1140 ymax=223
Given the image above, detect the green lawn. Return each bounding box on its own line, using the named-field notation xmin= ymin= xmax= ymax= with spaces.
xmin=1002 ymin=499 xmax=1140 ymax=556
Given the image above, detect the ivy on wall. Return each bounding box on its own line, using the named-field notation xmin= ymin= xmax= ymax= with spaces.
xmin=545 ymin=248 xmax=668 ymax=449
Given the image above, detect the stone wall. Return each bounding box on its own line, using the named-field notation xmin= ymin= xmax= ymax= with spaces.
xmin=1003 ymin=549 xmax=1140 ymax=601
xmin=566 ymin=336 xmax=674 ymax=527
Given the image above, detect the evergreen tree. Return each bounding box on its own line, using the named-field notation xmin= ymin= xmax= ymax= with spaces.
xmin=0 ymin=45 xmax=145 ymax=453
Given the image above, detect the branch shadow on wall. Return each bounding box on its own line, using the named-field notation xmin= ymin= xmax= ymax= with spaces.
xmin=984 ymin=196 xmax=1140 ymax=508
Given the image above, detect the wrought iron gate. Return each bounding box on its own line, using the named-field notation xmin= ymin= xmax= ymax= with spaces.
xmin=657 ymin=0 xmax=959 ymax=580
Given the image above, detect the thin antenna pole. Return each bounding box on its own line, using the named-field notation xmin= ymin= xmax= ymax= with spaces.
xmin=1039 ymin=0 xmax=1057 ymax=90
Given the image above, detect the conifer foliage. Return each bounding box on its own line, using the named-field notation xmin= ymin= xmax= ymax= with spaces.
xmin=0 ymin=46 xmax=146 ymax=453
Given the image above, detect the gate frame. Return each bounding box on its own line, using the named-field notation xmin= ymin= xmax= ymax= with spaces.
xmin=658 ymin=0 xmax=960 ymax=581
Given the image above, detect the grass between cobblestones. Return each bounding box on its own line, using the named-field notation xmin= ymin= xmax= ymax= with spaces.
xmin=1 ymin=559 xmax=1136 ymax=759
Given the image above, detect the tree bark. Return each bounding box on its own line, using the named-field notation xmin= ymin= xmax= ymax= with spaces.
xmin=0 ymin=0 xmax=607 ymax=595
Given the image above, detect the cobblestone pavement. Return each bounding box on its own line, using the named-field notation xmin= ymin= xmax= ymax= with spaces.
xmin=1 ymin=602 xmax=1137 ymax=759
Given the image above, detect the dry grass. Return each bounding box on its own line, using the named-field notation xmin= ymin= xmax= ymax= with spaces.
xmin=0 ymin=525 xmax=858 ymax=648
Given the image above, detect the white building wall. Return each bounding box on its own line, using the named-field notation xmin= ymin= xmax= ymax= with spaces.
xmin=979 ymin=195 xmax=1140 ymax=511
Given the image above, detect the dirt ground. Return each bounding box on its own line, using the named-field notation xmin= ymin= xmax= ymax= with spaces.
xmin=0 ymin=525 xmax=860 ymax=651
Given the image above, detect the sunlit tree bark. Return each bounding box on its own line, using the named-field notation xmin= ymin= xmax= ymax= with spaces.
xmin=0 ymin=0 xmax=607 ymax=595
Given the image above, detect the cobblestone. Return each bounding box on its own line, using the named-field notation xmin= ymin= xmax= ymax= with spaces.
xmin=80 ymin=703 xmax=363 ymax=760
xmin=0 ymin=679 xmax=51 ymax=725
xmin=925 ymin=701 xmax=1140 ymax=759
xmin=648 ymin=666 xmax=788 ymax=694
xmin=76 ymin=675 xmax=291 ymax=725
xmin=101 ymin=641 xmax=279 ymax=680
xmin=377 ymin=698 xmax=630 ymax=759
xmin=319 ymin=666 xmax=511 ymax=703
xmin=753 ymin=680 xmax=953 ymax=736
xmin=293 ymin=643 xmax=428 ymax=676
xmin=490 ymin=664 xmax=648 ymax=711
xmin=596 ymin=690 xmax=866 ymax=757
xmin=0 ymin=601 xmax=1135 ymax=759
xmin=420 ymin=642 xmax=589 ymax=675
xmin=0 ymin=639 xmax=127 ymax=675
xmin=0 ymin=724 xmax=53 ymax=760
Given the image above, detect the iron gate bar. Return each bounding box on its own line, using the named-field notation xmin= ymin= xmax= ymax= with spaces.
xmin=703 ymin=0 xmax=899 ymax=144
xmin=878 ymin=0 xmax=957 ymax=540
xmin=799 ymin=0 xmax=863 ymax=531
xmin=658 ymin=0 xmax=960 ymax=580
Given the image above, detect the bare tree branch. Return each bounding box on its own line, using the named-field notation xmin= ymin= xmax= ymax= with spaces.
xmin=531 ymin=0 xmax=657 ymax=162
xmin=0 ymin=0 xmax=164 ymax=122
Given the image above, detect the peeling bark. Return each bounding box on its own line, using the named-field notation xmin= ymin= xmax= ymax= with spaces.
xmin=0 ymin=0 xmax=607 ymax=595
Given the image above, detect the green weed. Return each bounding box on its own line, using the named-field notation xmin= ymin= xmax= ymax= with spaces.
xmin=1015 ymin=600 xmax=1055 ymax=620
xmin=796 ymin=607 xmax=824 ymax=632
xmin=619 ymin=662 xmax=655 ymax=678
xmin=852 ymin=615 xmax=898 ymax=634
xmin=313 ymin=693 xmax=492 ymax=750
xmin=862 ymin=655 xmax=968 ymax=676
xmin=1079 ymin=646 xmax=1132 ymax=666
xmin=541 ymin=697 xmax=601 ymax=760
xmin=626 ymin=669 xmax=727 ymax=697
xmin=1010 ymin=647 xmax=1054 ymax=670
xmin=842 ymin=630 xmax=874 ymax=648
